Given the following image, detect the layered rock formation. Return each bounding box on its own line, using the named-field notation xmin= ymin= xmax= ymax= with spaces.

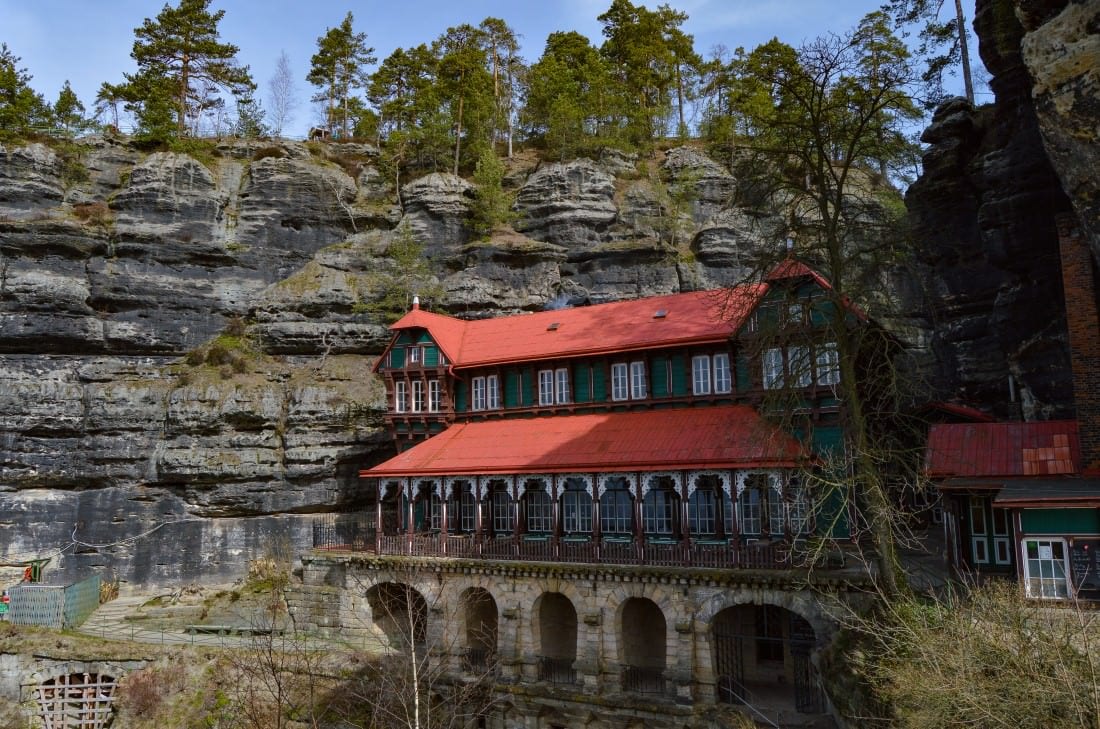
xmin=905 ymin=0 xmax=1078 ymax=419
xmin=0 ymin=137 xmax=819 ymax=588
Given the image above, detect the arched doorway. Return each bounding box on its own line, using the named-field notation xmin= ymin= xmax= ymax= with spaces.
xmin=463 ymin=587 xmax=498 ymax=672
xmin=619 ymin=597 xmax=667 ymax=694
xmin=365 ymin=582 xmax=428 ymax=651
xmin=712 ymin=604 xmax=822 ymax=714
xmin=536 ymin=592 xmax=577 ymax=684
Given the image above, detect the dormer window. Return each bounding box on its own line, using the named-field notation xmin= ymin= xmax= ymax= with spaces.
xmin=408 ymin=346 xmax=421 ymax=365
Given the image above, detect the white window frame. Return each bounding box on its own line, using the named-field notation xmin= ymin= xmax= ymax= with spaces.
xmin=492 ymin=489 xmax=514 ymax=534
xmin=472 ymin=376 xmax=487 ymax=411
xmin=692 ymin=354 xmax=711 ymax=395
xmin=394 ymin=380 xmax=407 ymax=413
xmin=562 ymin=487 xmax=593 ymax=534
xmin=643 ymin=488 xmax=675 ymax=536
xmin=713 ymin=353 xmax=731 ymax=394
xmin=816 ymin=342 xmax=840 ymax=386
xmin=600 ymin=481 xmax=633 ymax=535
xmin=428 ymin=379 xmax=440 ymax=413
xmin=525 ymin=489 xmax=553 ymax=533
xmin=538 ymin=369 xmax=554 ymax=406
xmin=408 ymin=346 xmax=421 ymax=364
xmin=487 ymin=374 xmax=500 ymax=409
xmin=1022 ymin=538 xmax=1070 ymax=599
xmin=688 ymin=488 xmax=717 ymax=535
xmin=630 ymin=361 xmax=647 ymax=399
xmin=411 ymin=380 xmax=424 ymax=413
xmin=611 ymin=363 xmax=629 ymax=401
xmin=788 ymin=346 xmax=812 ymax=388
xmin=554 ymin=367 xmax=570 ymax=404
xmin=763 ymin=348 xmax=784 ymax=390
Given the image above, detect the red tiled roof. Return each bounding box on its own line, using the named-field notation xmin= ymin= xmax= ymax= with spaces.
xmin=767 ymin=257 xmax=869 ymax=322
xmin=361 ymin=405 xmax=805 ymax=478
xmin=380 ymin=286 xmax=765 ymax=370
xmin=925 ymin=421 xmax=1081 ymax=478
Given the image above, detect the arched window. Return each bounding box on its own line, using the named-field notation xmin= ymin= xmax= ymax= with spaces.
xmin=600 ymin=477 xmax=633 ymax=536
xmin=738 ymin=473 xmax=786 ymax=538
xmin=689 ymin=475 xmax=728 ymax=537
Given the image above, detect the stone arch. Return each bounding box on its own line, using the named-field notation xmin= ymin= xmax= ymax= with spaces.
xmin=695 ymin=587 xmax=832 ymax=641
xmin=534 ymin=591 xmax=577 ymax=662
xmin=364 ymin=581 xmax=428 ymax=649
xmin=606 ymin=582 xmax=681 ymax=677
xmin=461 ymin=586 xmax=498 ymax=666
xmin=618 ymin=597 xmax=668 ymax=694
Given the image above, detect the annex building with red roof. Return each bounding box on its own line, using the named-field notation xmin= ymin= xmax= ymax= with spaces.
xmin=924 ymin=216 xmax=1100 ymax=602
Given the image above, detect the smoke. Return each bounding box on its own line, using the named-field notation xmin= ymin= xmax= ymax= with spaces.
xmin=544 ymin=293 xmax=573 ymax=311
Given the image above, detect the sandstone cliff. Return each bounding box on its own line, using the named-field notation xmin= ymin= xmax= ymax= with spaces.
xmin=0 ymin=137 xmax=805 ymax=587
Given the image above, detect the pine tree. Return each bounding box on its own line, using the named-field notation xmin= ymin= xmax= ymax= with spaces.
xmin=54 ymin=80 xmax=86 ymax=135
xmin=234 ymin=92 xmax=267 ymax=138
xmin=126 ymin=0 xmax=254 ymax=139
xmin=0 ymin=43 xmax=52 ymax=140
xmin=433 ymin=24 xmax=494 ymax=175
xmin=307 ymin=12 xmax=376 ymax=139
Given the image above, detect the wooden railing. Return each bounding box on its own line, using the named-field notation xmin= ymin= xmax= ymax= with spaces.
xmin=325 ymin=529 xmax=793 ymax=570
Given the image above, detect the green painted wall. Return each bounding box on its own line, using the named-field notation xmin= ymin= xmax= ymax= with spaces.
xmin=396 ymin=332 xmax=413 ymax=345
xmin=390 ymin=347 xmax=406 ymax=368
xmin=424 ymin=346 xmax=439 ymax=366
xmin=415 ymin=332 xmax=433 ymax=344
xmin=455 ymin=381 xmax=467 ymax=412
xmin=1021 ymin=508 xmax=1100 ymax=535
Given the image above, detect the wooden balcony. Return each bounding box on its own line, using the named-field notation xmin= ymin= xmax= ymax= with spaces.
xmin=315 ymin=521 xmax=793 ymax=570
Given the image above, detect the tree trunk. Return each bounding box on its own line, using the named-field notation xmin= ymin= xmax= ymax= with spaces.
xmin=954 ymin=0 xmax=975 ymax=104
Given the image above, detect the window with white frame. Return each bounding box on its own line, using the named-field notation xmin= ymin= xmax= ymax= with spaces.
xmin=491 ymin=484 xmax=513 ymax=535
xmin=554 ymin=367 xmax=570 ymax=404
xmin=816 ymin=342 xmax=840 ymax=386
xmin=688 ymin=488 xmax=717 ymax=535
xmin=630 ymin=361 xmax=647 ymax=399
xmin=538 ymin=369 xmax=554 ymax=406
xmin=428 ymin=379 xmax=440 ymax=412
xmin=524 ymin=486 xmax=552 ymax=533
xmin=472 ymin=377 xmax=487 ymax=411
xmin=408 ymin=346 xmax=421 ymax=364
xmin=611 ymin=363 xmax=629 ymax=401
xmin=411 ymin=380 xmax=424 ymax=412
xmin=714 ymin=353 xmax=732 ymax=394
xmin=788 ymin=346 xmax=812 ymax=388
xmin=763 ymin=348 xmax=784 ymax=389
xmin=395 ymin=380 xmax=407 ymax=413
xmin=1022 ymin=538 xmax=1070 ymax=599
xmin=487 ymin=374 xmax=500 ymax=409
xmin=643 ymin=488 xmax=676 ymax=535
xmin=561 ymin=479 xmax=592 ymax=533
xmin=692 ymin=355 xmax=712 ymax=395
xmin=600 ymin=478 xmax=633 ymax=535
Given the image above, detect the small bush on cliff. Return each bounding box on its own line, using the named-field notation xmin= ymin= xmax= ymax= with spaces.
xmin=71 ymin=201 xmax=113 ymax=228
xmin=252 ymin=145 xmax=286 ymax=161
xmin=182 ymin=326 xmax=258 ymax=378
xmin=469 ymin=147 xmax=513 ymax=238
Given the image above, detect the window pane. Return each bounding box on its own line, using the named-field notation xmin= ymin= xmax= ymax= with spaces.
xmin=816 ymin=342 xmax=840 ymax=386
xmin=472 ymin=377 xmax=486 ymax=411
xmin=763 ymin=348 xmax=784 ymax=389
xmin=562 ymin=486 xmax=592 ymax=533
xmin=600 ymin=479 xmax=633 ymax=534
xmin=630 ymin=361 xmax=647 ymax=399
xmin=428 ymin=380 xmax=440 ymax=412
xmin=713 ymin=353 xmax=731 ymax=394
xmin=525 ymin=487 xmax=552 ymax=533
xmin=395 ymin=381 xmax=407 ymax=413
xmin=788 ymin=346 xmax=812 ymax=388
xmin=689 ymin=489 xmax=716 ymax=535
xmin=612 ymin=363 xmax=628 ymax=401
xmin=538 ymin=370 xmax=554 ymax=406
xmin=412 ymin=380 xmax=424 ymax=412
xmin=487 ymin=375 xmax=500 ymax=409
xmin=692 ymin=355 xmax=711 ymax=395
xmin=555 ymin=368 xmax=570 ymax=404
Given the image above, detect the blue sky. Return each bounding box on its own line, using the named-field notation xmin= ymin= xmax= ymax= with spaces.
xmin=1 ymin=1 xmax=980 ymax=138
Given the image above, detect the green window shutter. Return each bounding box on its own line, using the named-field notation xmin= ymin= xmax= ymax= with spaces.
xmin=390 ymin=348 xmax=406 ymax=368
xmin=522 ymin=370 xmax=534 ymax=407
xmin=574 ymin=363 xmax=590 ymax=403
xmin=455 ymin=381 xmax=467 ymax=412
xmin=504 ymin=371 xmax=520 ymax=408
xmin=592 ymin=364 xmax=607 ymax=401
xmin=424 ymin=346 xmax=439 ymax=367
xmin=736 ymin=353 xmax=751 ymax=391
xmin=819 ymin=487 xmax=851 ymax=539
xmin=670 ymin=354 xmax=687 ymax=396
xmin=652 ymin=357 xmax=669 ymax=397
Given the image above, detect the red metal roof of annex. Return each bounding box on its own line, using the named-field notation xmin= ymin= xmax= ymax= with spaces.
xmin=377 ymin=285 xmax=766 ymax=371
xmin=925 ymin=420 xmax=1081 ymax=480
xmin=360 ymin=404 xmax=805 ymax=479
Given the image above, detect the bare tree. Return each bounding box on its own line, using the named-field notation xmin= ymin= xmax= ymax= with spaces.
xmin=268 ymin=50 xmax=298 ymax=139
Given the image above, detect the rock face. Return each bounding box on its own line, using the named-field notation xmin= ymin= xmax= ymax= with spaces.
xmin=1018 ymin=0 xmax=1100 ymax=265
xmin=0 ymin=136 xmax=908 ymax=588
xmin=905 ymin=0 xmax=1077 ymax=419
